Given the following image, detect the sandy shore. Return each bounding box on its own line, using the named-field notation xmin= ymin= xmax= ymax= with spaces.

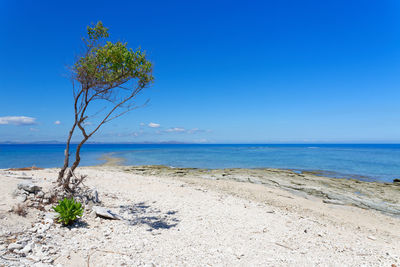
xmin=0 ymin=166 xmax=399 ymax=266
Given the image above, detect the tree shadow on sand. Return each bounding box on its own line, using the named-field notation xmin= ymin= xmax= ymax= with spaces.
xmin=119 ymin=202 xmax=179 ymax=231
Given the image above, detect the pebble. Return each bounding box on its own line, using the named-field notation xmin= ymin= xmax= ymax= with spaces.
xmin=8 ymin=243 xmax=23 ymax=251
xmin=20 ymin=243 xmax=33 ymax=254
xmin=92 ymin=206 xmax=121 ymax=220
xmin=17 ymin=182 xmax=42 ymax=193
xmin=17 ymin=194 xmax=27 ymax=203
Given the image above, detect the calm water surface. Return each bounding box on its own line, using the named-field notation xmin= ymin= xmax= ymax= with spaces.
xmin=0 ymin=144 xmax=399 ymax=182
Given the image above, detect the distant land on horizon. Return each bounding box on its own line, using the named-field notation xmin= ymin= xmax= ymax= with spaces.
xmin=1 ymin=141 xmax=400 ymax=145
xmin=0 ymin=140 xmax=191 ymax=145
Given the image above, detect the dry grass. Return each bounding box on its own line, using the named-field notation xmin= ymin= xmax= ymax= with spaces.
xmin=11 ymin=204 xmax=27 ymax=217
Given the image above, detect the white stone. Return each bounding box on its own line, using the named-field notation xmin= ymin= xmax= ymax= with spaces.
xmin=8 ymin=242 xmax=23 ymax=251
xmin=17 ymin=194 xmax=27 ymax=203
xmin=20 ymin=243 xmax=32 ymax=254
xmin=44 ymin=212 xmax=57 ymax=221
xmin=92 ymin=206 xmax=121 ymax=220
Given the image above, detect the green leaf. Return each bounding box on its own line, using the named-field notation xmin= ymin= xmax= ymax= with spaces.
xmin=52 ymin=197 xmax=84 ymax=225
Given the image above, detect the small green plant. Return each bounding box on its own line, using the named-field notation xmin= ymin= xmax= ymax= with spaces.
xmin=52 ymin=198 xmax=83 ymax=225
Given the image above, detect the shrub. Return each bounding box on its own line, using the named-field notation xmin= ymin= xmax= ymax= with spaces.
xmin=53 ymin=198 xmax=83 ymax=225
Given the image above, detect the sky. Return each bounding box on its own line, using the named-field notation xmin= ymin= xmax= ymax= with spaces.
xmin=1 ymin=0 xmax=400 ymax=143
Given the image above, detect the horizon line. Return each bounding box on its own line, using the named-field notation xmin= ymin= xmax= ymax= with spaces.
xmin=1 ymin=141 xmax=400 ymax=145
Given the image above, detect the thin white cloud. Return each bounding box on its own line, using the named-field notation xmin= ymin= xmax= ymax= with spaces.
xmin=187 ymin=128 xmax=199 ymax=133
xmin=54 ymin=120 xmax=61 ymax=125
xmin=140 ymin=122 xmax=145 ymax=126
xmin=187 ymin=128 xmax=205 ymax=134
xmin=148 ymin=122 xmax=160 ymax=128
xmin=29 ymin=127 xmax=39 ymax=132
xmin=0 ymin=116 xmax=37 ymax=125
xmin=165 ymin=127 xmax=186 ymax=133
xmin=130 ymin=130 xmax=145 ymax=137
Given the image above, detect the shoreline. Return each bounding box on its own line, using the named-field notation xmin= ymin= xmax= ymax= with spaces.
xmin=4 ymin=154 xmax=400 ymax=217
xmin=98 ymin=153 xmax=398 ymax=184
xmin=2 ymin=143 xmax=400 ymax=183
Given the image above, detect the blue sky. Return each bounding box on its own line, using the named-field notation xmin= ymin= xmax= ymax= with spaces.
xmin=1 ymin=0 xmax=400 ymax=143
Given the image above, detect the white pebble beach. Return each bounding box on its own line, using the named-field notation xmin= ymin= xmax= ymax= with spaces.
xmin=0 ymin=166 xmax=399 ymax=266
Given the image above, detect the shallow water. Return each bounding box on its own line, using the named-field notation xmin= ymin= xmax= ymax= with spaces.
xmin=0 ymin=144 xmax=399 ymax=182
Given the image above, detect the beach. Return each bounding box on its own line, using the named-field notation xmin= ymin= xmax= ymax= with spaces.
xmin=0 ymin=165 xmax=399 ymax=266
xmin=3 ymin=1 xmax=399 ymax=266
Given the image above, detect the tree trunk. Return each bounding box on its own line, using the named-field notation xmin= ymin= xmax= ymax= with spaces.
xmin=57 ymin=123 xmax=77 ymax=184
xmin=62 ymin=136 xmax=88 ymax=191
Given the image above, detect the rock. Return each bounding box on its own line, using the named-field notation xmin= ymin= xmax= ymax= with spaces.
xmin=42 ymin=256 xmax=54 ymax=263
xmin=393 ymin=179 xmax=400 ymax=183
xmin=12 ymin=188 xmax=26 ymax=197
xmin=43 ymin=192 xmax=52 ymax=200
xmin=36 ymin=191 xmax=45 ymax=198
xmin=103 ymin=229 xmax=111 ymax=236
xmin=44 ymin=212 xmax=57 ymax=221
xmin=8 ymin=243 xmax=23 ymax=251
xmin=323 ymin=199 xmax=346 ymax=205
xmin=20 ymin=243 xmax=32 ymax=254
xmin=28 ymin=255 xmax=40 ymax=262
xmin=17 ymin=194 xmax=27 ymax=203
xmin=367 ymin=235 xmax=377 ymax=240
xmin=79 ymin=188 xmax=100 ymax=204
xmin=89 ymin=210 xmax=97 ymax=219
xmin=44 ymin=217 xmax=54 ymax=225
xmin=92 ymin=206 xmax=121 ymax=220
xmin=36 ymin=222 xmax=51 ymax=234
xmin=92 ymin=189 xmax=99 ymax=203
xmin=18 ymin=182 xmax=42 ymax=193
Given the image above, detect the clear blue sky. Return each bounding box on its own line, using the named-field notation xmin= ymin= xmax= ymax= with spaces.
xmin=1 ymin=0 xmax=400 ymax=143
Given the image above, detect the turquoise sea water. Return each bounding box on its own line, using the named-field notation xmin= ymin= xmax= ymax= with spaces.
xmin=0 ymin=144 xmax=399 ymax=182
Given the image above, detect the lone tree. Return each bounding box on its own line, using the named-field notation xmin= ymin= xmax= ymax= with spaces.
xmin=57 ymin=21 xmax=153 ymax=192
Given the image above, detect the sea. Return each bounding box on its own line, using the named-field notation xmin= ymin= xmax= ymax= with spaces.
xmin=0 ymin=144 xmax=399 ymax=183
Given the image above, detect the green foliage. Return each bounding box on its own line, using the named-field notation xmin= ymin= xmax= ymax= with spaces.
xmin=75 ymin=21 xmax=153 ymax=90
xmin=53 ymin=198 xmax=84 ymax=225
xmin=87 ymin=21 xmax=109 ymax=40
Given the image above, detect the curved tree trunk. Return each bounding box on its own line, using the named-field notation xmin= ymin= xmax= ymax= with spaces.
xmin=62 ymin=137 xmax=88 ymax=191
xmin=57 ymin=123 xmax=77 ymax=184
